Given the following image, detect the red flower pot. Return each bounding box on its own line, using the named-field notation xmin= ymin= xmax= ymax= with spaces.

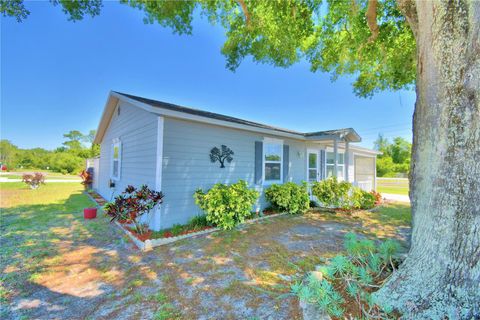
xmin=84 ymin=208 xmax=97 ymax=219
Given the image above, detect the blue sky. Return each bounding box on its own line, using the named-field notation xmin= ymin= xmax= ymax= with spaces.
xmin=1 ymin=1 xmax=415 ymax=150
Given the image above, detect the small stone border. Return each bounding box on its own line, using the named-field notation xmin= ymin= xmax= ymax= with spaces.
xmin=83 ymin=190 xmax=287 ymax=251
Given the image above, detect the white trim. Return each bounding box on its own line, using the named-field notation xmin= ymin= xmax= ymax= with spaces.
xmin=262 ymin=137 xmax=284 ymax=185
xmin=155 ymin=116 xmax=164 ymax=192
xmin=152 ymin=116 xmax=164 ymax=231
xmin=110 ymin=138 xmax=121 ymax=181
xmin=306 ymin=148 xmax=320 ymax=182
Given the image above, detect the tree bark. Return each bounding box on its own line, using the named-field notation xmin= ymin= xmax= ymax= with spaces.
xmin=375 ymin=1 xmax=480 ymax=318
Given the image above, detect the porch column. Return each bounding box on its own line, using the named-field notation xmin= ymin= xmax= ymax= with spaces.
xmin=345 ymin=141 xmax=349 ymax=182
xmin=333 ymin=139 xmax=338 ymax=178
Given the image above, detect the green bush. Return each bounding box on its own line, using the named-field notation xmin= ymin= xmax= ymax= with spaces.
xmin=194 ymin=180 xmax=259 ymax=230
xmin=312 ymin=177 xmax=376 ymax=210
xmin=311 ymin=177 xmax=352 ymax=209
xmin=265 ymin=182 xmax=310 ymax=214
xmin=350 ymin=187 xmax=376 ymax=210
xmin=292 ymin=233 xmax=401 ymax=319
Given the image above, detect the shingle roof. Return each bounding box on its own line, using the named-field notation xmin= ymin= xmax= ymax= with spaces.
xmin=114 ymin=91 xmax=361 ymax=141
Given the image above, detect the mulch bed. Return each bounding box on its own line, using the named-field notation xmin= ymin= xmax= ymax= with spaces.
xmin=86 ymin=190 xmax=107 ymax=206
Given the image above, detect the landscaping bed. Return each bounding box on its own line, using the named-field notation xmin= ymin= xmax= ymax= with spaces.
xmin=86 ymin=188 xmax=288 ymax=250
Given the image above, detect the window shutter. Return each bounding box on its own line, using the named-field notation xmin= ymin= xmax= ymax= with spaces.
xmin=320 ymin=150 xmax=326 ymax=180
xmin=254 ymin=141 xmax=263 ymax=184
xmin=283 ymin=145 xmax=289 ymax=182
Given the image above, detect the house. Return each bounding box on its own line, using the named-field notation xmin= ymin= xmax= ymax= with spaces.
xmin=93 ymin=91 xmax=380 ymax=231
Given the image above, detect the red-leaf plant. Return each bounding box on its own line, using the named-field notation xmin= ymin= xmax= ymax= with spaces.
xmin=79 ymin=170 xmax=93 ymax=188
xmin=104 ymin=185 xmax=164 ymax=235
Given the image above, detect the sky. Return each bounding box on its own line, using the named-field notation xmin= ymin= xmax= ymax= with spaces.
xmin=1 ymin=1 xmax=415 ymax=150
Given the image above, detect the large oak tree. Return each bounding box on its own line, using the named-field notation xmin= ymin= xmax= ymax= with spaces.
xmin=3 ymin=0 xmax=479 ymax=318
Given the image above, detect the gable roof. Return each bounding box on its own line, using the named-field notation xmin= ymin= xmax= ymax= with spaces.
xmin=116 ymin=92 xmax=303 ymax=136
xmin=94 ymin=91 xmax=363 ymax=145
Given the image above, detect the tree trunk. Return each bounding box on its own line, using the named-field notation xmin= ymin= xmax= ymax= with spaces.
xmin=375 ymin=1 xmax=480 ymax=318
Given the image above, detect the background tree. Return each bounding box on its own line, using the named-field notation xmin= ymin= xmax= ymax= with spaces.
xmin=2 ymin=0 xmax=479 ymax=317
xmin=374 ymin=135 xmax=411 ymax=177
xmin=62 ymin=130 xmax=85 ymax=151
xmin=0 ymin=129 xmax=98 ymax=174
xmin=0 ymin=140 xmax=19 ymax=169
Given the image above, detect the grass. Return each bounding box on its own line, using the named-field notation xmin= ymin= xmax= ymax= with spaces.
xmin=377 ymin=178 xmax=409 ymax=195
xmin=0 ymin=182 xmax=110 ymax=307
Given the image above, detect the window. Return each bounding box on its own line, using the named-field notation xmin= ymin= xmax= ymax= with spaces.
xmin=264 ymin=139 xmax=283 ymax=183
xmin=326 ymin=151 xmax=345 ymax=180
xmin=111 ymin=139 xmax=121 ymax=180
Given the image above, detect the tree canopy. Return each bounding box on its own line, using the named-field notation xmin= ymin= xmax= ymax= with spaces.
xmin=1 ymin=0 xmax=416 ymax=97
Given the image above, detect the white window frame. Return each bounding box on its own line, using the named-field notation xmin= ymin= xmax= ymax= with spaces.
xmin=111 ymin=138 xmax=122 ymax=181
xmin=325 ymin=149 xmax=345 ymax=181
xmin=262 ymin=137 xmax=283 ymax=185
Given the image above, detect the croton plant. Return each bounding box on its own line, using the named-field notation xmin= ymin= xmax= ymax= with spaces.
xmin=104 ymin=185 xmax=164 ymax=235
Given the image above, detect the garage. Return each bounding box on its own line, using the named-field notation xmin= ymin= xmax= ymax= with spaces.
xmin=354 ymin=155 xmax=376 ymax=191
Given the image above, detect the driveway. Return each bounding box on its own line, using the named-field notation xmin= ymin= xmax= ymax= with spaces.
xmin=382 ymin=193 xmax=410 ymax=203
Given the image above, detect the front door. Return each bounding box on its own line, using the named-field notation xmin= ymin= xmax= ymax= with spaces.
xmin=307 ymin=149 xmax=320 ymax=182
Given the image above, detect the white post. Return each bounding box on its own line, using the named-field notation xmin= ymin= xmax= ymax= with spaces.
xmin=345 ymin=141 xmax=350 ymax=182
xmin=333 ymin=139 xmax=338 ymax=178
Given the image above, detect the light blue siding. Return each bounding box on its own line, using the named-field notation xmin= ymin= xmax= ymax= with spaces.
xmin=97 ymin=101 xmax=158 ymax=226
xmin=159 ymin=117 xmax=307 ymax=228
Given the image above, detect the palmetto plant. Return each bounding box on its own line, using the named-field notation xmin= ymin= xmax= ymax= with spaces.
xmin=292 ymin=233 xmax=401 ymax=319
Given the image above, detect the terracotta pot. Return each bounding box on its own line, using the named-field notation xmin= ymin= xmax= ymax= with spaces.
xmin=84 ymin=208 xmax=97 ymax=219
xmin=118 ymin=219 xmax=128 ymax=224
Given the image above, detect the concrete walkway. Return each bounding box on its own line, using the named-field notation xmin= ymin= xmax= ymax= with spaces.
xmin=382 ymin=193 xmax=410 ymax=203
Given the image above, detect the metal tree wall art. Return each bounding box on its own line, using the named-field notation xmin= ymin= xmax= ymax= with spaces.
xmin=210 ymin=145 xmax=234 ymax=168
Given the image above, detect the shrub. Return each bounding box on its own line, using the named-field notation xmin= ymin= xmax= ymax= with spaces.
xmin=370 ymin=190 xmax=383 ymax=205
xmin=104 ymin=185 xmax=164 ymax=235
xmin=22 ymin=172 xmax=46 ymax=189
xmin=292 ymin=233 xmax=401 ymax=319
xmin=194 ymin=180 xmax=259 ymax=230
xmin=350 ymin=188 xmax=376 ymax=210
xmin=312 ymin=178 xmax=376 ymax=210
xmin=265 ymin=182 xmax=310 ymax=214
xmin=79 ymin=169 xmax=92 ymax=189
xmin=311 ymin=177 xmax=352 ymax=209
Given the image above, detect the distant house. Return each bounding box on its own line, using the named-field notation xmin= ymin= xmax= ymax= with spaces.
xmin=93 ymin=91 xmax=380 ymax=231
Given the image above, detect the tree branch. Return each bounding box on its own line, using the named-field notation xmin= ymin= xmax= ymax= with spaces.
xmin=365 ymin=0 xmax=379 ymax=42
xmin=237 ymin=0 xmax=250 ymax=26
xmin=396 ymin=0 xmax=418 ymax=38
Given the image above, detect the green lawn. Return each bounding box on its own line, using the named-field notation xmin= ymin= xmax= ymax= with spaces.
xmin=377 ymin=178 xmax=409 ymax=195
